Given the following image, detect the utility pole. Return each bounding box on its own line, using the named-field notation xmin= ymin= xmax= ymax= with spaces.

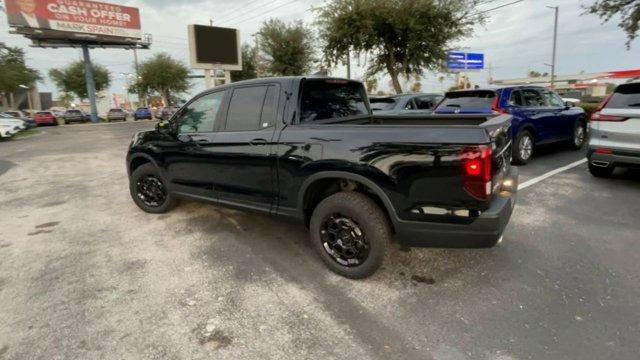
xmin=81 ymin=44 xmax=99 ymax=123
xmin=133 ymin=47 xmax=143 ymax=106
xmin=547 ymin=6 xmax=559 ymax=89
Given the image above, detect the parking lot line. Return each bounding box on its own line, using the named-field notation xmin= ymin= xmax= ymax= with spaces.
xmin=518 ymin=158 xmax=587 ymax=190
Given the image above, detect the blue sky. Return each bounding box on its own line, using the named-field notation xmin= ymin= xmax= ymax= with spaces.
xmin=1 ymin=0 xmax=638 ymax=99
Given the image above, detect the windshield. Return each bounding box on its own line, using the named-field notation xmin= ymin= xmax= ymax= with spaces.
xmin=607 ymin=83 xmax=640 ymax=108
xmin=300 ymin=79 xmax=368 ymax=123
xmin=370 ymin=98 xmax=397 ymax=111
xmin=36 ymin=112 xmax=51 ymax=115
xmin=436 ymin=90 xmax=496 ymax=110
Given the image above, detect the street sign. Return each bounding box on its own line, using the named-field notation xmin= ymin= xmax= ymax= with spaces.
xmin=447 ymin=51 xmax=485 ymax=70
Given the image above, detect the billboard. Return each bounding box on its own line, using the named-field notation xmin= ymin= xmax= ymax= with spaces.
xmin=5 ymin=0 xmax=141 ymax=39
xmin=188 ymin=25 xmax=241 ymax=71
xmin=447 ymin=51 xmax=484 ymax=70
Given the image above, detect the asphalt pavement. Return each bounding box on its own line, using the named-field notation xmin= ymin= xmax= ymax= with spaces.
xmin=0 ymin=121 xmax=638 ymax=360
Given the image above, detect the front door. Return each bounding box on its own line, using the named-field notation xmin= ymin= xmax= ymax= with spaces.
xmin=163 ymin=90 xmax=227 ymax=199
xmin=208 ymin=84 xmax=281 ymax=212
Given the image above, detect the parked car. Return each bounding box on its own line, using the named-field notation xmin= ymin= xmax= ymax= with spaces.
xmin=434 ymin=86 xmax=588 ymax=164
xmin=3 ymin=110 xmax=29 ymax=118
xmin=587 ymin=80 xmax=640 ymax=177
xmin=0 ymin=113 xmax=37 ymax=129
xmin=106 ymin=108 xmax=127 ymax=122
xmin=33 ymin=111 xmax=58 ymax=126
xmin=127 ymin=77 xmax=518 ymax=278
xmin=0 ymin=118 xmax=26 ymax=138
xmin=159 ymin=106 xmax=179 ymax=121
xmin=63 ymin=109 xmax=88 ymax=124
xmin=134 ymin=107 xmax=153 ymax=120
xmin=370 ymin=93 xmax=443 ymax=115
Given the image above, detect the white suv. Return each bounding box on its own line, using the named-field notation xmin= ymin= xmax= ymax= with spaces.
xmin=587 ymin=80 xmax=640 ymax=177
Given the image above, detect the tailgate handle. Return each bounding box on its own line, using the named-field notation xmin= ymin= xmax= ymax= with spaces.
xmin=250 ymin=138 xmax=268 ymax=146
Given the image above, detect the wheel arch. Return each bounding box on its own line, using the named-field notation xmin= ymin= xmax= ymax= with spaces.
xmin=297 ymin=171 xmax=399 ymax=230
xmin=128 ymin=153 xmax=160 ymax=176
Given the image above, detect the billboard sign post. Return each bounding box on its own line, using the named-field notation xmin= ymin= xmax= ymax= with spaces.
xmin=188 ymin=24 xmax=241 ymax=89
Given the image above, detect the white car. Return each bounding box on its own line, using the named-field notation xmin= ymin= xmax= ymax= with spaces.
xmin=0 ymin=119 xmax=24 ymax=139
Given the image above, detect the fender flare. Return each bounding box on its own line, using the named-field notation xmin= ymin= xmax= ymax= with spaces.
xmin=297 ymin=171 xmax=400 ymax=228
xmin=127 ymin=152 xmax=161 ymax=176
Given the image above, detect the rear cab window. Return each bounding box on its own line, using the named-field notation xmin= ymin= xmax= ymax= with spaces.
xmin=607 ymin=83 xmax=640 ymax=108
xmin=299 ymin=79 xmax=368 ymax=123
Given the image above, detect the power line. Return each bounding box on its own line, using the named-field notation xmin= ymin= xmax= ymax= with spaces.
xmin=475 ymin=0 xmax=525 ymax=14
xmin=227 ymin=0 xmax=302 ymax=27
xmin=219 ymin=0 xmax=299 ymax=26
xmin=212 ymin=0 xmax=274 ymax=24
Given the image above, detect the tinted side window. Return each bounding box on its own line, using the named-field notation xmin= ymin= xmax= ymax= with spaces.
xmin=177 ymin=91 xmax=225 ymax=133
xmin=509 ymin=90 xmax=524 ymax=106
xmin=414 ymin=96 xmax=438 ymax=110
xmin=300 ymin=80 xmax=368 ymax=123
xmin=404 ymin=99 xmax=416 ymax=110
xmin=521 ymin=89 xmax=547 ymax=107
xmin=260 ymin=85 xmax=280 ymax=128
xmin=607 ymin=83 xmax=640 ymax=108
xmin=226 ymin=86 xmax=268 ymax=131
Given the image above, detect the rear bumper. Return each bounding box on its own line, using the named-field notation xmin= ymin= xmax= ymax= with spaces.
xmin=395 ymin=167 xmax=518 ymax=248
xmin=588 ymin=147 xmax=640 ymax=169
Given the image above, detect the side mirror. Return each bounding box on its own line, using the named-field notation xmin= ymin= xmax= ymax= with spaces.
xmin=564 ymin=101 xmax=575 ymax=108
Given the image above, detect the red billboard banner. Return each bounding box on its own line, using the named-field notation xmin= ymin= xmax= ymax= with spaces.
xmin=5 ymin=0 xmax=141 ymax=39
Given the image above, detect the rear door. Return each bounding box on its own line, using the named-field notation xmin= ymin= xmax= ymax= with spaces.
xmin=209 ymin=84 xmax=280 ymax=212
xmin=594 ymin=82 xmax=640 ymax=152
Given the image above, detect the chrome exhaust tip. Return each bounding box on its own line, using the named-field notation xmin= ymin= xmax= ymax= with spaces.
xmin=591 ymin=160 xmax=610 ymax=167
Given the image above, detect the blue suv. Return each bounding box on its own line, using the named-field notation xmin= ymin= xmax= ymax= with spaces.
xmin=134 ymin=107 xmax=153 ymax=121
xmin=434 ymin=86 xmax=587 ymax=164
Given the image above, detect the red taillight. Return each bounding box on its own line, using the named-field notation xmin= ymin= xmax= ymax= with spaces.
xmin=590 ymin=112 xmax=628 ymax=122
xmin=594 ymin=148 xmax=613 ymax=154
xmin=461 ymin=146 xmax=492 ymax=200
xmin=491 ymin=96 xmax=507 ymax=114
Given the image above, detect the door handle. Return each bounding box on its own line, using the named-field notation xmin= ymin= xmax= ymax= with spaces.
xmin=250 ymin=138 xmax=268 ymax=146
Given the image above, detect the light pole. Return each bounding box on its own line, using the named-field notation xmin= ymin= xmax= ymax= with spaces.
xmin=546 ymin=6 xmax=559 ymax=89
xmin=19 ymin=84 xmax=33 ymax=110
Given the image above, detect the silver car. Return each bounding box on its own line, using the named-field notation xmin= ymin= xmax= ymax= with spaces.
xmin=587 ymin=80 xmax=640 ymax=177
xmin=369 ymin=93 xmax=443 ymax=115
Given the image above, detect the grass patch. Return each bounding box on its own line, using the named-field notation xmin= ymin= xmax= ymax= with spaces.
xmin=14 ymin=128 xmax=42 ymax=138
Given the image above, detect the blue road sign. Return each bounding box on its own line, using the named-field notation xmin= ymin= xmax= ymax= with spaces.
xmin=447 ymin=51 xmax=484 ymax=70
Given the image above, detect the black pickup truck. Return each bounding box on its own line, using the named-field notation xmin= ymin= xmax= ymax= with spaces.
xmin=127 ymin=77 xmax=518 ymax=278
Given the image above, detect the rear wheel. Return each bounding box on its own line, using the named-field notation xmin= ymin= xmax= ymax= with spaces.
xmin=129 ymin=163 xmax=176 ymax=213
xmin=512 ymin=130 xmax=534 ymax=165
xmin=310 ymin=191 xmax=391 ymax=279
xmin=588 ymin=162 xmax=614 ymax=178
xmin=571 ymin=121 xmax=587 ymax=149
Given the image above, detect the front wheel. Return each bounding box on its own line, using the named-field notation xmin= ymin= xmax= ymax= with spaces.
xmin=129 ymin=163 xmax=176 ymax=213
xmin=512 ymin=130 xmax=534 ymax=165
xmin=571 ymin=121 xmax=587 ymax=150
xmin=309 ymin=191 xmax=391 ymax=279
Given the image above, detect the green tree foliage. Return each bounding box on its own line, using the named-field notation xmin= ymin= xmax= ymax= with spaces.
xmin=364 ymin=76 xmax=378 ymax=93
xmin=584 ymin=0 xmax=640 ymax=48
xmin=317 ymin=0 xmax=484 ymax=94
xmin=410 ymin=81 xmax=423 ymax=93
xmin=0 ymin=43 xmax=40 ymax=107
xmin=528 ymin=70 xmax=549 ymax=78
xmin=256 ymin=19 xmax=316 ymax=76
xmin=132 ymin=53 xmax=190 ymax=106
xmin=49 ymin=61 xmax=110 ymax=100
xmin=231 ymin=43 xmax=260 ymax=82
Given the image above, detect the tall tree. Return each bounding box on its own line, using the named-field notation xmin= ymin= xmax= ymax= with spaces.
xmin=256 ymin=19 xmax=316 ymax=76
xmin=133 ymin=53 xmax=190 ymax=106
xmin=317 ymin=0 xmax=484 ymax=94
xmin=584 ymin=0 xmax=640 ymax=48
xmin=49 ymin=61 xmax=110 ymax=100
xmin=528 ymin=70 xmax=549 ymax=78
xmin=231 ymin=43 xmax=260 ymax=82
xmin=0 ymin=43 xmax=40 ymax=108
